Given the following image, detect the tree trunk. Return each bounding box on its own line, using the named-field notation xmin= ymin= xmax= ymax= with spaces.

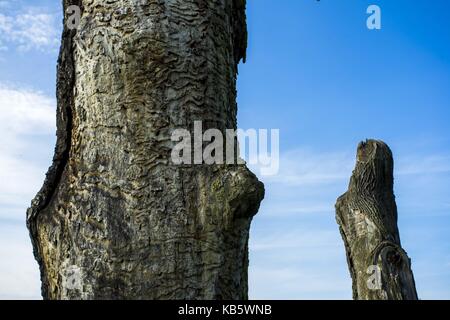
xmin=27 ymin=0 xmax=264 ymax=300
xmin=336 ymin=140 xmax=418 ymax=300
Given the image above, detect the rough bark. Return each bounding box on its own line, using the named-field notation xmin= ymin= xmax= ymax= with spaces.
xmin=336 ymin=140 xmax=418 ymax=300
xmin=27 ymin=0 xmax=264 ymax=300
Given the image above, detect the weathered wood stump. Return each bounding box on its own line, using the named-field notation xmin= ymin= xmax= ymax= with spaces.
xmin=336 ymin=140 xmax=418 ymax=300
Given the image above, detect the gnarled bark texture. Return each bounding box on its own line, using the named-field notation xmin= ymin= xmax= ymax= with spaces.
xmin=336 ymin=140 xmax=418 ymax=300
xmin=27 ymin=0 xmax=264 ymax=300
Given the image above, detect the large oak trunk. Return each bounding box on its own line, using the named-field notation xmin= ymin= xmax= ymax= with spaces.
xmin=27 ymin=0 xmax=264 ymax=300
xmin=336 ymin=140 xmax=418 ymax=300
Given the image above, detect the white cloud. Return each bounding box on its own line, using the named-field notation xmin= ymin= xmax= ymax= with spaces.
xmin=263 ymin=204 xmax=332 ymax=216
xmin=0 ymin=84 xmax=55 ymax=218
xmin=0 ymin=7 xmax=59 ymax=52
xmin=249 ymin=266 xmax=351 ymax=300
xmin=0 ymin=154 xmax=50 ymax=208
xmin=0 ymin=83 xmax=54 ymax=299
xmin=251 ymin=146 xmax=450 ymax=218
xmin=252 ymin=148 xmax=354 ymax=187
xmin=248 ymin=148 xmax=354 ymax=219
xmin=251 ymin=229 xmax=341 ymax=252
xmin=397 ymin=154 xmax=450 ymax=175
xmin=0 ymin=222 xmax=41 ymax=299
xmin=249 ymin=228 xmax=351 ymax=299
xmin=254 ymin=146 xmax=450 ymax=189
xmin=248 ymin=144 xmax=450 ymax=299
xmin=0 ymin=84 xmax=55 ymax=134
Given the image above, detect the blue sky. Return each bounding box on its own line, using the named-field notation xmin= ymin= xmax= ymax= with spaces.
xmin=0 ymin=0 xmax=449 ymax=299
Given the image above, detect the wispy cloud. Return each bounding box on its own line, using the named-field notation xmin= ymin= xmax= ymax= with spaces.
xmin=248 ymin=148 xmax=355 ymax=298
xmin=256 ymin=149 xmax=354 ymax=187
xmin=250 ymin=229 xmax=341 ymax=252
xmin=249 ymin=228 xmax=351 ymax=299
xmin=254 ymin=146 xmax=450 ymax=189
xmin=0 ymin=84 xmax=55 ymax=219
xmin=0 ymin=6 xmax=59 ymax=53
xmin=249 ymin=266 xmax=351 ymax=300
xmin=0 ymin=222 xmax=41 ymax=299
xmin=248 ymin=148 xmax=355 ymax=218
xmin=249 ymin=144 xmax=450 ymax=299
xmin=397 ymin=154 xmax=450 ymax=176
xmin=0 ymin=83 xmax=54 ymax=299
xmin=0 ymin=84 xmax=55 ymax=135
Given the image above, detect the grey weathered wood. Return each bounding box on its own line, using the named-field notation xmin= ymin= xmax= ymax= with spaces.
xmin=27 ymin=0 xmax=264 ymax=300
xmin=336 ymin=140 xmax=418 ymax=300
